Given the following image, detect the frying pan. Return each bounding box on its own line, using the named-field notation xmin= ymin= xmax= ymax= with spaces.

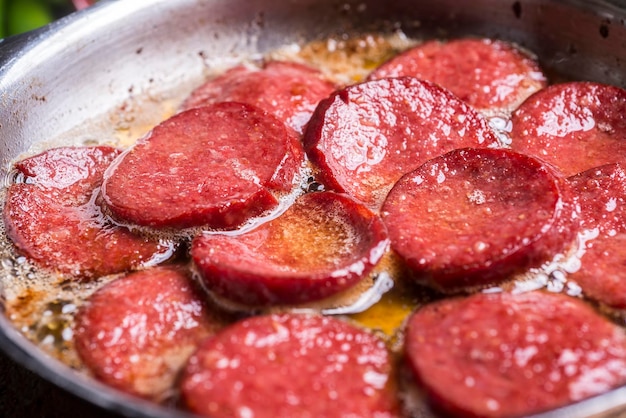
xmin=2 ymin=0 xmax=626 ymax=416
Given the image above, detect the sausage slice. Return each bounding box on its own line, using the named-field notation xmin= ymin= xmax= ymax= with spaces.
xmin=181 ymin=313 xmax=398 ymax=418
xmin=405 ymin=291 xmax=626 ymax=417
xmin=74 ymin=266 xmax=224 ymax=400
xmin=101 ymin=102 xmax=305 ymax=230
xmin=3 ymin=146 xmax=173 ymax=279
xmin=181 ymin=60 xmax=336 ymax=134
xmin=303 ymin=77 xmax=499 ymax=209
xmin=368 ymin=38 xmax=547 ymax=116
xmin=510 ymin=81 xmax=626 ymax=176
xmin=567 ymin=163 xmax=626 ymax=308
xmin=381 ymin=148 xmax=577 ymax=291
xmin=191 ymin=191 xmax=389 ymax=306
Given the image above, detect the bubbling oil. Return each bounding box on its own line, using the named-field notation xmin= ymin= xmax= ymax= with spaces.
xmin=0 ymin=33 xmax=423 ymax=367
xmin=0 ymin=31 xmax=612 ymax=416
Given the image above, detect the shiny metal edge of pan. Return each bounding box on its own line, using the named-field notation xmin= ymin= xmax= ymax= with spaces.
xmin=2 ymin=0 xmax=626 ymax=417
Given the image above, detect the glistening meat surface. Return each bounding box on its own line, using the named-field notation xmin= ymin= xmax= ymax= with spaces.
xmin=101 ymin=102 xmax=305 ymax=230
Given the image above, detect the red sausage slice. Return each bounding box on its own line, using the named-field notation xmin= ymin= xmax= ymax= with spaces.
xmin=368 ymin=38 xmax=547 ymax=116
xmin=101 ymin=102 xmax=305 ymax=230
xmin=3 ymin=146 xmax=173 ymax=279
xmin=567 ymin=164 xmax=626 ymax=308
xmin=74 ymin=266 xmax=224 ymax=400
xmin=381 ymin=148 xmax=577 ymax=291
xmin=510 ymin=81 xmax=626 ymax=176
xmin=303 ymin=77 xmax=500 ymax=209
xmin=181 ymin=313 xmax=398 ymax=418
xmin=181 ymin=61 xmax=336 ymax=134
xmin=191 ymin=191 xmax=389 ymax=306
xmin=405 ymin=291 xmax=626 ymax=417
xmin=569 ymin=163 xmax=626 ymax=233
xmin=569 ymin=237 xmax=626 ymax=309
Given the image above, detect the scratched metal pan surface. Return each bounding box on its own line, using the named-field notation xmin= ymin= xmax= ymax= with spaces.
xmin=1 ymin=0 xmax=626 ymax=417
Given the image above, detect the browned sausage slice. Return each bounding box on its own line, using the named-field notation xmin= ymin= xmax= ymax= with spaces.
xmin=567 ymin=163 xmax=626 ymax=308
xmin=101 ymin=102 xmax=305 ymax=230
xmin=405 ymin=291 xmax=626 ymax=417
xmin=191 ymin=191 xmax=389 ymax=306
xmin=381 ymin=148 xmax=577 ymax=290
xmin=3 ymin=146 xmax=174 ymax=279
xmin=510 ymin=82 xmax=626 ymax=176
xmin=303 ymin=77 xmax=500 ymax=209
xmin=181 ymin=313 xmax=398 ymax=418
xmin=368 ymin=38 xmax=547 ymax=116
xmin=74 ymin=266 xmax=224 ymax=400
xmin=181 ymin=61 xmax=336 ymax=134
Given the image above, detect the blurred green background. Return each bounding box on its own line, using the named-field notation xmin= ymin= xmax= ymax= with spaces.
xmin=0 ymin=0 xmax=93 ymax=39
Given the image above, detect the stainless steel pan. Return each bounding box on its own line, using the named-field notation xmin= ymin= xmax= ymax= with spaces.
xmin=2 ymin=0 xmax=626 ymax=416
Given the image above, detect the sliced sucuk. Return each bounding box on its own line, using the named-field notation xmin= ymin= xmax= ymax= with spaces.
xmin=181 ymin=313 xmax=398 ymax=418
xmin=510 ymin=81 xmax=626 ymax=177
xmin=74 ymin=266 xmax=224 ymax=400
xmin=191 ymin=191 xmax=389 ymax=306
xmin=405 ymin=291 xmax=626 ymax=417
xmin=3 ymin=146 xmax=173 ymax=279
xmin=101 ymin=102 xmax=305 ymax=230
xmin=181 ymin=60 xmax=336 ymax=135
xmin=368 ymin=38 xmax=547 ymax=116
xmin=381 ymin=148 xmax=577 ymax=291
xmin=303 ymin=77 xmax=500 ymax=209
xmin=569 ymin=163 xmax=626 ymax=233
xmin=567 ymin=163 xmax=626 ymax=308
xmin=568 ymin=238 xmax=626 ymax=309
